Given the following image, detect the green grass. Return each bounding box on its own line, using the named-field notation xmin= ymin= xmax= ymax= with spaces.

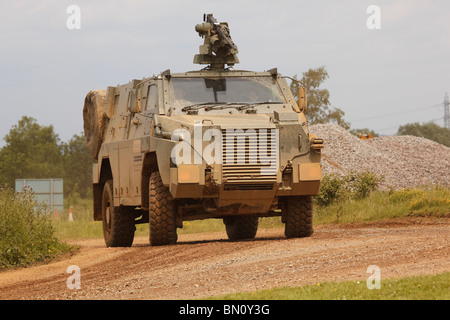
xmin=209 ymin=272 xmax=450 ymax=300
xmin=179 ymin=219 xmax=226 ymax=235
xmin=180 ymin=216 xmax=287 ymax=235
xmin=52 ymin=199 xmax=103 ymax=240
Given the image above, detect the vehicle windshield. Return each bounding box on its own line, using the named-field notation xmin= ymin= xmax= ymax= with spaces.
xmin=169 ymin=77 xmax=284 ymax=109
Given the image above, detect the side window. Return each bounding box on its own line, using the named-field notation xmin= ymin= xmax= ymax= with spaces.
xmin=146 ymin=85 xmax=158 ymax=113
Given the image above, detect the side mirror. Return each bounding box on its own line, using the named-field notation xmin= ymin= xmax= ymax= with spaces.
xmin=298 ymin=87 xmax=307 ymax=111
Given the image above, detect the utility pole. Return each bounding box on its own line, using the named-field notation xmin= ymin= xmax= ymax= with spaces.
xmin=445 ymin=93 xmax=450 ymax=129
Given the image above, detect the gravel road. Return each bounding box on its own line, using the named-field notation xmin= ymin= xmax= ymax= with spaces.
xmin=0 ymin=219 xmax=448 ymax=300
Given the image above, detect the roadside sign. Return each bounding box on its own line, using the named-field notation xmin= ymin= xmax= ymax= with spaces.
xmin=15 ymin=178 xmax=63 ymax=213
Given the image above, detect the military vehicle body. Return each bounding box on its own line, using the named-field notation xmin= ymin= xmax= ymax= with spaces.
xmin=83 ymin=14 xmax=323 ymax=247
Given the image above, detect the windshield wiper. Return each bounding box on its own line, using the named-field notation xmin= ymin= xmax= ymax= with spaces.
xmin=237 ymin=101 xmax=282 ymax=110
xmin=182 ymin=101 xmax=282 ymax=112
xmin=181 ymin=102 xmax=225 ymax=112
xmin=205 ymin=103 xmax=250 ymax=111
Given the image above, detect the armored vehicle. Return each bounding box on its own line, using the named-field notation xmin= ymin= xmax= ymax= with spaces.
xmin=83 ymin=14 xmax=323 ymax=247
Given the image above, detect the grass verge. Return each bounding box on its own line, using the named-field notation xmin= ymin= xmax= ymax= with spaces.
xmin=314 ymin=185 xmax=449 ymax=225
xmin=209 ymin=272 xmax=450 ymax=300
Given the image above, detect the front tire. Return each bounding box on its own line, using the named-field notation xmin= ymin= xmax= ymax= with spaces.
xmin=101 ymin=179 xmax=136 ymax=247
xmin=284 ymin=196 xmax=313 ymax=238
xmin=149 ymin=171 xmax=178 ymax=246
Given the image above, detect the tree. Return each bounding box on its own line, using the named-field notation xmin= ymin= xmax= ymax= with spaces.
xmin=290 ymin=66 xmax=350 ymax=129
xmin=0 ymin=116 xmax=64 ymax=187
xmin=0 ymin=117 xmax=93 ymax=199
xmin=61 ymin=134 xmax=93 ymax=198
xmin=397 ymin=122 xmax=450 ymax=147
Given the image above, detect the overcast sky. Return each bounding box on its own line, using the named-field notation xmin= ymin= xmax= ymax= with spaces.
xmin=0 ymin=0 xmax=449 ymax=146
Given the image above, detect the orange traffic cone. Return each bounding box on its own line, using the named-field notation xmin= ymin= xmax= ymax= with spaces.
xmin=54 ymin=209 xmax=58 ymax=218
xmin=68 ymin=207 xmax=73 ymax=222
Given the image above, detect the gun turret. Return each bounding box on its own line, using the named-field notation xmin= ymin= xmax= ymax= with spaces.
xmin=193 ymin=13 xmax=239 ymax=70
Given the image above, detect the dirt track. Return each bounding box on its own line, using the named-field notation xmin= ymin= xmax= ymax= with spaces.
xmin=0 ymin=219 xmax=448 ymax=300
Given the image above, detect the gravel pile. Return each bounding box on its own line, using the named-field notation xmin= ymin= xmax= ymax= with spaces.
xmin=309 ymin=123 xmax=450 ymax=190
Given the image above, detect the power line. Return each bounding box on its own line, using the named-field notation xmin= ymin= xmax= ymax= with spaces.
xmin=351 ymin=97 xmax=448 ymax=134
xmin=375 ymin=126 xmax=399 ymax=133
xmin=444 ymin=93 xmax=450 ymax=129
xmin=429 ymin=117 xmax=445 ymax=124
xmin=374 ymin=116 xmax=445 ymax=133
xmin=350 ymin=103 xmax=443 ymax=123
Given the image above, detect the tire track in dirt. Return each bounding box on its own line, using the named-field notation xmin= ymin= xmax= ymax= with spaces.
xmin=0 ymin=219 xmax=448 ymax=300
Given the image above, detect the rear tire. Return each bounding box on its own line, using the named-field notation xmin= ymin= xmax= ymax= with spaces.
xmin=149 ymin=171 xmax=178 ymax=246
xmin=284 ymin=195 xmax=313 ymax=238
xmin=101 ymin=179 xmax=136 ymax=247
xmin=224 ymin=216 xmax=259 ymax=240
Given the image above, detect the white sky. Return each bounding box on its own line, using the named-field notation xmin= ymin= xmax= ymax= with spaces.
xmin=0 ymin=0 xmax=449 ymax=146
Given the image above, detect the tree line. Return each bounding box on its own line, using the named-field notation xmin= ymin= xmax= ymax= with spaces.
xmin=1 ymin=66 xmax=448 ymax=199
xmin=0 ymin=116 xmax=92 ymax=198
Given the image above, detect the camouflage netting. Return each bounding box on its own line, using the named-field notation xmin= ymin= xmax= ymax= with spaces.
xmin=309 ymin=124 xmax=450 ymax=190
xmin=83 ymin=90 xmax=106 ymax=159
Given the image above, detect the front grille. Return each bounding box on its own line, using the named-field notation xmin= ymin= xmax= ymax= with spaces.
xmin=222 ymin=129 xmax=278 ymax=190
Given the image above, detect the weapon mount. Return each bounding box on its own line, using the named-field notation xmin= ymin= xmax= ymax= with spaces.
xmin=193 ymin=14 xmax=239 ymax=70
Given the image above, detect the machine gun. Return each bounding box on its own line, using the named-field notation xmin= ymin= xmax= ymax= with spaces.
xmin=193 ymin=14 xmax=239 ymax=70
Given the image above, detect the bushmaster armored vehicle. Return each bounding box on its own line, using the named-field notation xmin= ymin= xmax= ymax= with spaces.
xmin=83 ymin=14 xmax=323 ymax=247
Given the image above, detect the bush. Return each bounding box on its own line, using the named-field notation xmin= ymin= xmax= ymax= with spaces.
xmin=0 ymin=185 xmax=72 ymax=269
xmin=389 ymin=185 xmax=450 ymax=216
xmin=315 ymin=173 xmax=344 ymax=206
xmin=316 ymin=171 xmax=384 ymax=207
xmin=388 ymin=188 xmax=425 ymax=204
xmin=346 ymin=171 xmax=384 ymax=199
